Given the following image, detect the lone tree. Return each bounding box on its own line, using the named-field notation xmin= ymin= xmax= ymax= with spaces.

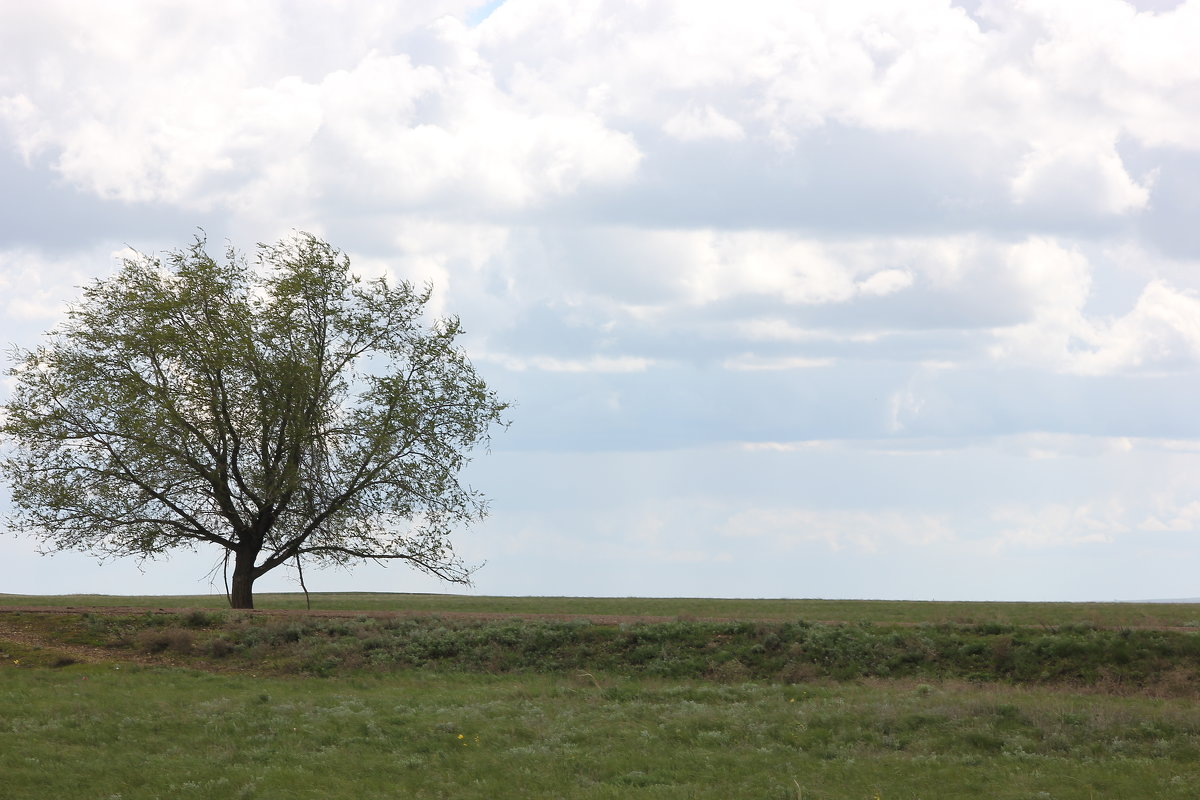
xmin=0 ymin=233 xmax=507 ymax=608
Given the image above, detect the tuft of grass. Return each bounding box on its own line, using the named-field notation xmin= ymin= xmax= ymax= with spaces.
xmin=136 ymin=627 xmax=195 ymax=655
xmin=182 ymin=609 xmax=224 ymax=629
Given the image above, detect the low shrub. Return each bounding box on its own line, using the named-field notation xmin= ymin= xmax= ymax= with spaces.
xmin=137 ymin=627 xmax=194 ymax=655
xmin=29 ymin=609 xmax=1200 ymax=690
xmin=207 ymin=637 xmax=236 ymax=658
xmin=183 ymin=610 xmax=224 ymax=628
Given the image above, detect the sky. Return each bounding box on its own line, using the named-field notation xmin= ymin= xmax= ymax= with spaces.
xmin=3 ymin=0 xmax=1200 ymax=602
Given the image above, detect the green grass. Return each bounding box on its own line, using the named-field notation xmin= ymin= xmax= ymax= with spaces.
xmin=6 ymin=596 xmax=1200 ymax=798
xmin=3 ymin=664 xmax=1199 ymax=799
xmin=5 ymin=591 xmax=1200 ymax=627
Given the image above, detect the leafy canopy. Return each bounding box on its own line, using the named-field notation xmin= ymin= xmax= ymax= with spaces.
xmin=1 ymin=233 xmax=507 ymax=604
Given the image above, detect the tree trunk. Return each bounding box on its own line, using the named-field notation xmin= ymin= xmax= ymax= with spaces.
xmin=230 ymin=550 xmax=257 ymax=609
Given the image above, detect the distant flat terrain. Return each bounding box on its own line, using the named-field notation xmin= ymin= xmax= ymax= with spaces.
xmin=3 ymin=591 xmax=1200 ymax=628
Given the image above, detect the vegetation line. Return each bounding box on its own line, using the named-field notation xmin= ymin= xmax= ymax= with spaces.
xmin=3 ymin=592 xmax=1200 ymax=627
xmin=6 ymin=604 xmax=1200 ymax=694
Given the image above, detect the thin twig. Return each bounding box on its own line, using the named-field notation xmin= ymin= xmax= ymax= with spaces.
xmin=295 ymin=553 xmax=311 ymax=610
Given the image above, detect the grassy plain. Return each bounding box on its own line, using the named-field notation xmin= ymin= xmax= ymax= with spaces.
xmin=4 ymin=591 xmax=1200 ymax=627
xmin=4 ymin=664 xmax=1200 ymax=799
xmin=4 ymin=594 xmax=1200 ymax=799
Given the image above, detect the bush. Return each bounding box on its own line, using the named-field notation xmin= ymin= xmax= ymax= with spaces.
xmin=208 ymin=637 xmax=236 ymax=658
xmin=183 ymin=610 xmax=224 ymax=628
xmin=137 ymin=627 xmax=194 ymax=654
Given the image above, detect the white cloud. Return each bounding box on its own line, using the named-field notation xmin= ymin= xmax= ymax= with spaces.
xmin=473 ymin=0 xmax=1198 ymax=209
xmin=662 ymin=104 xmax=745 ymax=142
xmin=735 ymin=319 xmax=849 ymax=344
xmin=992 ymin=244 xmax=1200 ymax=376
xmin=1010 ymin=137 xmax=1152 ymax=215
xmin=1139 ymin=481 xmax=1200 ymax=532
xmin=997 ymin=433 xmax=1135 ymax=460
xmin=312 ymin=42 xmax=642 ymax=211
xmin=0 ymin=246 xmax=131 ymax=326
xmin=982 ymin=239 xmax=1095 ymax=367
xmin=981 ymin=0 xmax=1200 ymax=149
xmin=480 ymin=353 xmax=654 ymax=373
xmin=736 ymin=440 xmax=831 ymax=452
xmin=5 ymin=293 xmax=62 ymax=322
xmin=1139 ymin=503 xmax=1200 ymax=532
xmin=887 ymin=383 xmax=925 ymax=434
xmin=856 ymin=267 xmax=913 ymax=297
xmin=722 ymin=355 xmax=835 ymax=371
xmin=0 ymin=3 xmax=642 ymax=213
xmin=544 ymin=230 xmax=959 ymax=312
xmin=1075 ymin=281 xmax=1200 ymax=374
xmin=987 ymin=502 xmax=1128 ymax=552
xmin=4 ymin=0 xmax=1197 ymax=308
xmin=467 ymin=224 xmax=1200 ymax=380
xmin=347 ymin=219 xmax=511 ymax=318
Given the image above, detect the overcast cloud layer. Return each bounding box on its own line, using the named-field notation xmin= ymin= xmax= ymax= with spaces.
xmin=3 ymin=0 xmax=1200 ymax=601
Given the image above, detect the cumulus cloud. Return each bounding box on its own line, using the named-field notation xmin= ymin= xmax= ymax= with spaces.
xmin=6 ymin=0 xmax=1196 ymax=230
xmin=1010 ymin=137 xmax=1153 ymax=216
xmin=992 ymin=244 xmax=1200 ymax=377
xmin=0 ymin=3 xmax=642 ymax=213
xmin=454 ymin=220 xmax=1200 ymax=390
xmin=1076 ymin=281 xmax=1200 ymax=374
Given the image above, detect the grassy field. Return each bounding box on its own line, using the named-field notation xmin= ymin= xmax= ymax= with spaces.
xmin=4 ymin=594 xmax=1200 ymax=799
xmin=4 ymin=664 xmax=1200 ymax=799
xmin=4 ymin=591 xmax=1200 ymax=627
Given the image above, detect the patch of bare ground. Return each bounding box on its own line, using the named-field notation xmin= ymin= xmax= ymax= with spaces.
xmin=0 ymin=612 xmax=200 ymax=669
xmin=0 ymin=615 xmax=118 ymax=667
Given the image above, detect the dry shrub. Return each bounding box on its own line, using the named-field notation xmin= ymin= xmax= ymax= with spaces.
xmin=777 ymin=661 xmax=821 ymax=684
xmin=208 ymin=638 xmax=235 ymax=658
xmin=709 ymin=658 xmax=750 ymax=683
xmin=137 ymin=627 xmax=194 ymax=655
xmin=1155 ymin=667 xmax=1200 ymax=698
xmin=183 ymin=610 xmax=223 ymax=629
